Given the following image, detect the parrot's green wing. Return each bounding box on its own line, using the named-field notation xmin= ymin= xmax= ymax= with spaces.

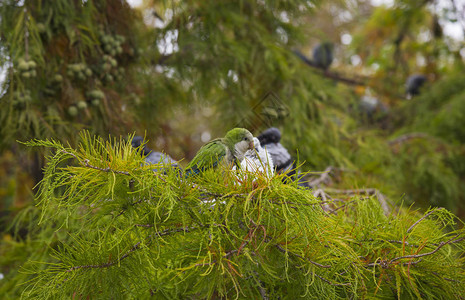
xmin=185 ymin=139 xmax=228 ymax=177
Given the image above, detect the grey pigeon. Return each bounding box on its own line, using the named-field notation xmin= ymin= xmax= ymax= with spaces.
xmin=406 ymin=74 xmax=427 ymax=99
xmin=131 ymin=136 xmax=178 ymax=167
xmin=257 ymin=128 xmax=294 ymax=175
xmin=312 ymin=42 xmax=334 ymax=70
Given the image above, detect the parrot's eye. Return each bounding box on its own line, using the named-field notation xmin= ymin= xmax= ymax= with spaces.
xmin=243 ymin=137 xmax=248 ymax=141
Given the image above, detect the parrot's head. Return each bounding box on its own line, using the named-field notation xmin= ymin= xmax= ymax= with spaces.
xmin=252 ymin=137 xmax=262 ymax=152
xmin=224 ymin=128 xmax=254 ymax=158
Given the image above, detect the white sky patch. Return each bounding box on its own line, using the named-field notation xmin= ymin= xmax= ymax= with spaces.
xmin=341 ymin=33 xmax=352 ymax=45
xmin=371 ymin=0 xmax=394 ymax=7
xmin=0 ymin=57 xmax=11 ymax=97
xmin=127 ymin=0 xmax=143 ymax=8
xmin=279 ymin=11 xmax=290 ymax=23
xmin=350 ymin=54 xmax=362 ymax=66
xmin=335 ymin=10 xmax=353 ymax=24
xmin=227 ymin=70 xmax=239 ymax=83
xmin=416 ymin=54 xmax=427 ymax=67
xmin=157 ymin=30 xmax=179 ymax=55
xmin=155 ymin=65 xmax=175 ymax=78
xmin=0 ymin=66 xmax=6 ymax=86
xmin=143 ymin=8 xmax=166 ymax=28
xmin=371 ymin=0 xmax=465 ymax=40
xmin=434 ymin=0 xmax=465 ymax=40
xmin=276 ymin=27 xmax=289 ymax=44
xmin=201 ymin=131 xmax=211 ymax=143
xmin=418 ymin=29 xmax=432 ymax=42
xmin=443 ymin=21 xmax=465 ymax=40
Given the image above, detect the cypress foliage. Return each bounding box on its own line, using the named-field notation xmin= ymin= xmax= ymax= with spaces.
xmin=6 ymin=132 xmax=463 ymax=298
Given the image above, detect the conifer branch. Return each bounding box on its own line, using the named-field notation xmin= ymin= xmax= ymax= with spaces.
xmin=307 ymin=167 xmax=334 ymax=187
xmin=274 ymin=244 xmax=331 ymax=268
xmin=365 ymin=234 xmax=465 ymax=269
xmin=407 ymin=208 xmax=442 ymax=233
xmin=194 ymin=249 xmax=239 ymax=267
xmin=66 ymin=242 xmax=142 ymax=272
xmin=388 ymin=133 xmax=429 ymax=146
xmin=432 ymin=272 xmax=463 ymax=283
xmin=312 ymin=272 xmax=352 ymax=286
xmin=324 ymin=188 xmax=390 ymax=215
xmin=274 ymin=242 xmax=350 ymax=286
xmin=389 ymin=235 xmax=465 ymax=264
xmin=65 ymin=226 xmax=198 ymax=273
xmin=60 ymin=150 xmax=130 ymax=176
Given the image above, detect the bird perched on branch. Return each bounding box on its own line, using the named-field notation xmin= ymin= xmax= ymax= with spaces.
xmin=312 ymin=42 xmax=334 ymax=71
xmin=185 ymin=128 xmax=254 ymax=177
xmin=257 ymin=127 xmax=294 ymax=176
xmin=406 ymin=74 xmax=427 ymax=99
xmin=131 ymin=136 xmax=177 ymax=167
xmin=234 ymin=137 xmax=274 ymax=177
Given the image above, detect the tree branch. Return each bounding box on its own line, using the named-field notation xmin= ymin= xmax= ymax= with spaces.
xmin=274 ymin=244 xmax=331 ymax=268
xmin=324 ymin=188 xmax=390 ymax=215
xmin=388 ymin=133 xmax=429 ymax=146
xmin=65 ymin=226 xmax=197 ymax=273
xmin=389 ymin=235 xmax=465 ymax=264
xmin=60 ymin=150 xmax=130 ymax=176
xmin=407 ymin=208 xmax=442 ymax=233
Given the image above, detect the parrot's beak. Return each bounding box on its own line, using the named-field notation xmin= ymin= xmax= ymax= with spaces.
xmin=249 ymin=141 xmax=254 ymax=150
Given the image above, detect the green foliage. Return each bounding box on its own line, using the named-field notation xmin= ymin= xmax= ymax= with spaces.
xmin=1 ymin=133 xmax=463 ymax=298
xmin=0 ymin=0 xmax=147 ymax=147
xmin=1 ymin=0 xmax=465 ymax=297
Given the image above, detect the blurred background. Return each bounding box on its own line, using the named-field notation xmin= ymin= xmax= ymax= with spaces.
xmin=0 ymin=0 xmax=464 ymax=233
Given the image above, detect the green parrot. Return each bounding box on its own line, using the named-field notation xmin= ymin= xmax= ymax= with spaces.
xmin=185 ymin=128 xmax=254 ymax=177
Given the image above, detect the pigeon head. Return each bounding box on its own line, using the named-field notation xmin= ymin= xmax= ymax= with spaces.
xmin=131 ymin=136 xmax=151 ymax=156
xmin=257 ymin=127 xmax=281 ymax=145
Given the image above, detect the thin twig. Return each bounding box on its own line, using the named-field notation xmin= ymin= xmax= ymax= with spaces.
xmin=60 ymin=150 xmax=130 ymax=176
xmin=388 ymin=133 xmax=429 ymax=146
xmin=432 ymin=272 xmax=464 ymax=284
xmin=407 ymin=208 xmax=442 ymax=233
xmin=65 ymin=226 xmax=196 ymax=272
xmin=66 ymin=242 xmax=141 ymax=272
xmin=402 ymin=259 xmax=423 ymax=266
xmin=307 ymin=166 xmax=335 ymax=188
xmin=312 ymin=272 xmax=352 ymax=286
xmin=274 ymin=244 xmax=331 ymax=268
xmin=389 ymin=235 xmax=465 ymax=264
xmin=116 ymin=198 xmax=144 ymax=217
xmin=194 ymin=249 xmax=238 ymax=267
xmin=324 ymin=188 xmax=390 ymax=215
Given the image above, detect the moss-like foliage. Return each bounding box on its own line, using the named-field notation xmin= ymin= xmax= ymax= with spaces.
xmin=1 ymin=132 xmax=462 ymax=299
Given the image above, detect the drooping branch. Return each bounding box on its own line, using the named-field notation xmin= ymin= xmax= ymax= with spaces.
xmin=364 ymin=234 xmax=465 ymax=269
xmin=407 ymin=208 xmax=443 ymax=233
xmin=65 ymin=226 xmax=198 ymax=273
xmin=60 ymin=150 xmax=130 ymax=176
xmin=306 ymin=166 xmax=336 ymax=188
xmin=274 ymin=244 xmax=331 ymax=269
xmin=389 ymin=235 xmax=465 ymax=264
xmin=66 ymin=242 xmax=142 ymax=272
xmin=388 ymin=133 xmax=429 ymax=146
